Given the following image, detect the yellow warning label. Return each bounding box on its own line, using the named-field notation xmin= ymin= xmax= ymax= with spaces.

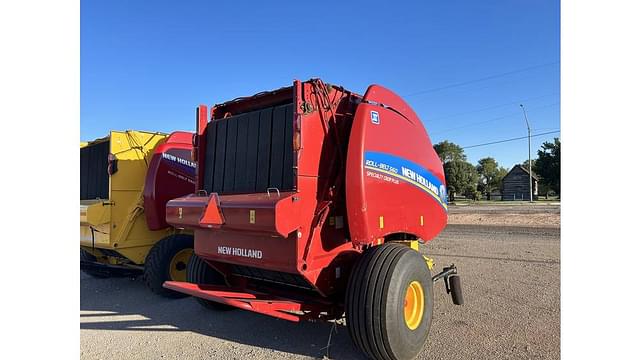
xmin=249 ymin=210 xmax=256 ymax=224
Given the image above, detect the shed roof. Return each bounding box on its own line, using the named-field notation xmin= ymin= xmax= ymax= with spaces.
xmin=507 ymin=165 xmax=540 ymax=181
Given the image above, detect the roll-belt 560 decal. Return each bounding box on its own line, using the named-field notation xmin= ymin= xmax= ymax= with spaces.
xmin=364 ymin=151 xmax=448 ymax=210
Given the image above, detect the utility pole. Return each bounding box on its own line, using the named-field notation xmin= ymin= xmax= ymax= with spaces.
xmin=520 ymin=104 xmax=533 ymax=203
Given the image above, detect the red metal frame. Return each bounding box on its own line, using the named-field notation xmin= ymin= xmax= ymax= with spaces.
xmin=164 ymin=281 xmax=337 ymax=322
xmin=193 ymin=105 xmax=208 ymax=190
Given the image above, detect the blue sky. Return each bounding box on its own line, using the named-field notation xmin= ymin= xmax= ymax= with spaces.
xmin=81 ymin=0 xmax=560 ymax=169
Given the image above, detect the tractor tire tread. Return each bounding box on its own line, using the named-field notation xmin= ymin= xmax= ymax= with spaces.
xmin=143 ymin=234 xmax=193 ymax=299
xmin=346 ymin=242 xmax=433 ymax=360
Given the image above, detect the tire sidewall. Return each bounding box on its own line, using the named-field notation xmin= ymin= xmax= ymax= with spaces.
xmin=144 ymin=234 xmax=194 ymax=297
xmin=384 ymin=249 xmax=434 ymax=359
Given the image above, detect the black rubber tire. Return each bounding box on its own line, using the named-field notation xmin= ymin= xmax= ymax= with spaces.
xmin=449 ymin=275 xmax=464 ymax=305
xmin=345 ymin=243 xmax=434 ymax=360
xmin=187 ymin=254 xmax=235 ymax=311
xmin=143 ymin=234 xmax=194 ymax=298
xmin=80 ymin=249 xmax=110 ymax=278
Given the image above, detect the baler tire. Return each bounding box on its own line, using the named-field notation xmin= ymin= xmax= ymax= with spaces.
xmin=345 ymin=243 xmax=434 ymax=360
xmin=80 ymin=249 xmax=110 ymax=278
xmin=449 ymin=275 xmax=464 ymax=305
xmin=143 ymin=234 xmax=194 ymax=299
xmin=187 ymin=254 xmax=234 ymax=311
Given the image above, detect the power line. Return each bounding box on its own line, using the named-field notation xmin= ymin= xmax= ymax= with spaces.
xmin=404 ymin=61 xmax=559 ymax=97
xmin=431 ymin=102 xmax=560 ymax=136
xmin=531 ymin=127 xmax=560 ymax=132
xmin=409 ymin=72 xmax=556 ymax=103
xmin=411 ymin=76 xmax=529 ymax=100
xmin=462 ymin=130 xmax=560 ymax=149
xmin=427 ymin=92 xmax=559 ymax=122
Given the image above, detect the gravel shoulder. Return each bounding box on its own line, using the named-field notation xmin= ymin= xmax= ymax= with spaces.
xmin=448 ymin=204 xmax=560 ymax=228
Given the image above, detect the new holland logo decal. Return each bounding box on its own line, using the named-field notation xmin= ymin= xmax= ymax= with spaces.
xmin=364 ymin=151 xmax=448 ymax=210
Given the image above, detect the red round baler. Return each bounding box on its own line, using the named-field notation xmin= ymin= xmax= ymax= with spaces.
xmin=164 ymin=79 xmax=462 ymax=360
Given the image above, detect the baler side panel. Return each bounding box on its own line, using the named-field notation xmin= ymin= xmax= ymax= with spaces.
xmin=346 ymin=85 xmax=448 ymax=246
xmin=107 ymin=131 xmax=171 ymax=262
xmin=81 ymin=130 xmax=176 ymax=265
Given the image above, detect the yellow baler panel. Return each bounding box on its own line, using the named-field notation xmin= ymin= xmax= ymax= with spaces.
xmin=80 ymin=223 xmax=110 ymax=247
xmin=80 ymin=130 xmax=177 ymax=264
xmin=81 ymin=201 xmax=111 ymax=226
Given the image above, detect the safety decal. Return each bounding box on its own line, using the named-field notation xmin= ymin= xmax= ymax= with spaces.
xmin=364 ymin=151 xmax=448 ymax=210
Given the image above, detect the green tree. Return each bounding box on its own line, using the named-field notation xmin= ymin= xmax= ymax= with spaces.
xmin=444 ymin=160 xmax=479 ymax=202
xmin=521 ymin=159 xmax=550 ymax=197
xmin=496 ymin=167 xmax=508 ymax=186
xmin=522 ymin=159 xmax=537 ymax=171
xmin=476 ymin=157 xmax=508 ymax=200
xmin=434 ymin=140 xmax=466 ymax=163
xmin=533 ymin=138 xmax=561 ymax=196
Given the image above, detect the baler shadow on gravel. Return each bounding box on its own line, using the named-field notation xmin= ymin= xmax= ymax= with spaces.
xmin=163 ymin=79 xmax=463 ymax=360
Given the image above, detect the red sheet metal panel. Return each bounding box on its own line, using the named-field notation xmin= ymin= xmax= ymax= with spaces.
xmin=167 ymin=191 xmax=301 ymax=237
xmin=345 ymin=85 xmax=448 ymax=247
xmin=165 ymin=195 xmax=208 ymax=228
xmin=143 ymin=131 xmax=196 ymax=230
xmin=194 ymin=230 xmax=298 ymax=273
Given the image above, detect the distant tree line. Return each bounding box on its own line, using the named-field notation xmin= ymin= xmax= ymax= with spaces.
xmin=433 ymin=138 xmax=561 ymax=202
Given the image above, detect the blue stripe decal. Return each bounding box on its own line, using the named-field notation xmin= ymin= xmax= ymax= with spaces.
xmin=364 ymin=151 xmax=448 ymax=210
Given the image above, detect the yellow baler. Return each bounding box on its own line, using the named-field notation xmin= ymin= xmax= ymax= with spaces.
xmin=80 ymin=130 xmax=196 ymax=298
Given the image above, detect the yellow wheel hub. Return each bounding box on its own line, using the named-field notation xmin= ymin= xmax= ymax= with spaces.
xmin=404 ymin=280 xmax=425 ymax=330
xmin=169 ymin=248 xmax=193 ymax=282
